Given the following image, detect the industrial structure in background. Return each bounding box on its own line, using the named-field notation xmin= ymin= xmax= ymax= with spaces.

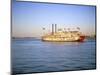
xmin=42 ymin=24 xmax=85 ymax=42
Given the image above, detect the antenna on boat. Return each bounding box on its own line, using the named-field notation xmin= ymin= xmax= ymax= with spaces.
xmin=42 ymin=27 xmax=46 ymax=35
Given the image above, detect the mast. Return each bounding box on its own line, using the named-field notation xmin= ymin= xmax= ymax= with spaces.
xmin=52 ymin=24 xmax=54 ymax=35
xmin=55 ymin=24 xmax=57 ymax=33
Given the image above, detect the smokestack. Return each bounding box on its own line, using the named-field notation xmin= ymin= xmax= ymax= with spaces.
xmin=52 ymin=24 xmax=54 ymax=34
xmin=55 ymin=24 xmax=57 ymax=33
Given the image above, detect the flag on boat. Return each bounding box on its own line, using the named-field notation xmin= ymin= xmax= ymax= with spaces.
xmin=77 ymin=27 xmax=80 ymax=30
xmin=42 ymin=28 xmax=45 ymax=30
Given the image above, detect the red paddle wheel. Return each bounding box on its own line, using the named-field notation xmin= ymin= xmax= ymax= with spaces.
xmin=78 ymin=36 xmax=85 ymax=42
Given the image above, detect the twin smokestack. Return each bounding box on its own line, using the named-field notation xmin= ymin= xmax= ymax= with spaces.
xmin=52 ymin=24 xmax=57 ymax=34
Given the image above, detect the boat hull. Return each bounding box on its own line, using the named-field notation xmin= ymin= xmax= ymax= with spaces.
xmin=42 ymin=36 xmax=85 ymax=42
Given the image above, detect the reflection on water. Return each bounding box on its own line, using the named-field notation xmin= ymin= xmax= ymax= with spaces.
xmin=11 ymin=38 xmax=96 ymax=74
